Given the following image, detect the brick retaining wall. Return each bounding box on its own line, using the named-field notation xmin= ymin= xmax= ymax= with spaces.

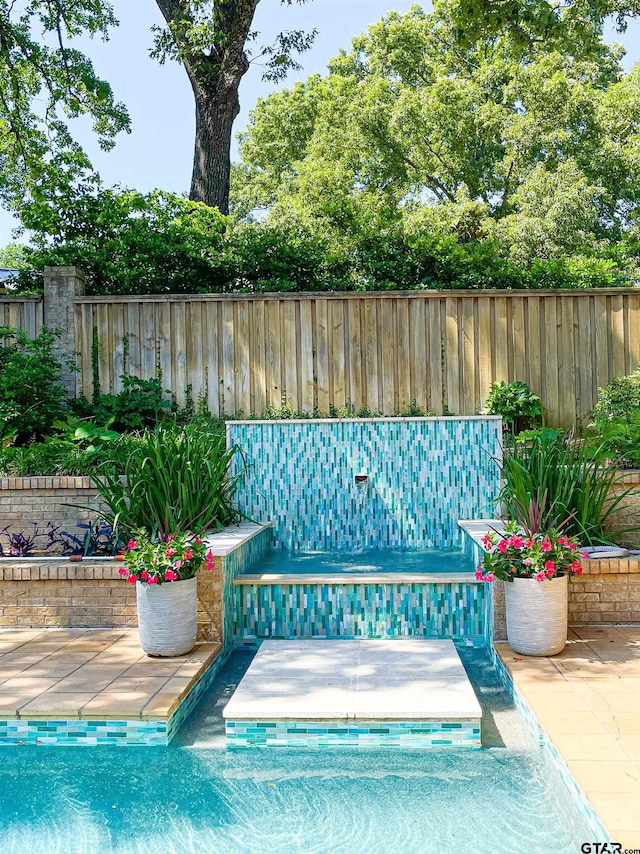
xmin=0 ymin=477 xmax=101 ymax=554
xmin=0 ymin=524 xmax=271 ymax=645
xmin=0 ymin=561 xmax=224 ymax=639
xmin=568 ymin=556 xmax=640 ymax=624
xmin=605 ymin=470 xmax=640 ymax=548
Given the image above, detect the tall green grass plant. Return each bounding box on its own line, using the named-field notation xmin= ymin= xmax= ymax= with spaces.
xmin=93 ymin=423 xmax=241 ymax=539
xmin=500 ymin=432 xmax=633 ymax=545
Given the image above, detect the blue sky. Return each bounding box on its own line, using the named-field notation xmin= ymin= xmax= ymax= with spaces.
xmin=1 ymin=0 xmax=639 ymax=245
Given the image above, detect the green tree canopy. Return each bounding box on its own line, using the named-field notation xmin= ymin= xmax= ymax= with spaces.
xmin=0 ymin=0 xmax=130 ymax=207
xmin=233 ymin=2 xmax=640 ymax=271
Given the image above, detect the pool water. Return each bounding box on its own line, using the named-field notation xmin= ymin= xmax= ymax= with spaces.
xmin=247 ymin=548 xmax=471 ymax=575
xmin=0 ymin=649 xmax=592 ymax=854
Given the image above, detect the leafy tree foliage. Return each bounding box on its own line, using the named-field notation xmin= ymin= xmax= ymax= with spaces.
xmin=233 ymin=2 xmax=640 ymax=277
xmin=0 ymin=0 xmax=129 ymax=207
xmin=19 ymin=189 xmax=228 ymax=294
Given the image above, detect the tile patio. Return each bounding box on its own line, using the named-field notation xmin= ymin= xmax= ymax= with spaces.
xmin=496 ymin=625 xmax=640 ymax=849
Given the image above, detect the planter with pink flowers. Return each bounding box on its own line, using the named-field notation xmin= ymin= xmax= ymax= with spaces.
xmin=475 ymin=525 xmax=587 ymax=656
xmin=119 ymin=532 xmax=215 ymax=657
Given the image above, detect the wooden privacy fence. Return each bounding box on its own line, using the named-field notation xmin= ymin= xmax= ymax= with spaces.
xmin=76 ymin=288 xmax=640 ymax=427
xmin=0 ymin=297 xmax=43 ymax=338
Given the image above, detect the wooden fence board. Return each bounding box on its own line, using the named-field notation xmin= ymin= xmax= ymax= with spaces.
xmin=73 ymin=290 xmax=640 ymax=428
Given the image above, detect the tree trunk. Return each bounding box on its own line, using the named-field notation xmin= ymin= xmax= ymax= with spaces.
xmin=154 ymin=0 xmax=259 ymax=216
xmin=190 ymin=88 xmax=240 ymax=215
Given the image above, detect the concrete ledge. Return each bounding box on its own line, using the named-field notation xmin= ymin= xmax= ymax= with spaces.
xmin=204 ymin=522 xmax=272 ymax=557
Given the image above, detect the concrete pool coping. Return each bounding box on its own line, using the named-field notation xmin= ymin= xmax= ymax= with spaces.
xmin=495 ymin=627 xmax=640 ymax=849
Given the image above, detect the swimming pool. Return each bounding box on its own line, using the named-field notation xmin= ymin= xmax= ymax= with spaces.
xmin=0 ymin=649 xmax=593 ymax=854
xmin=244 ymin=548 xmax=472 ymax=576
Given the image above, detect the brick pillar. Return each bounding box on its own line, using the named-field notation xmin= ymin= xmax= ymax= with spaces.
xmin=43 ymin=266 xmax=85 ymax=399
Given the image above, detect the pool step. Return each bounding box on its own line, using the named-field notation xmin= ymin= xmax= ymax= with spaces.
xmin=223 ymin=639 xmax=482 ymax=748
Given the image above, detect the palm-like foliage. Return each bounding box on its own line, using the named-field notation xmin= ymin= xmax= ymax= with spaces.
xmin=500 ymin=432 xmax=633 ymax=545
xmin=93 ymin=423 xmax=242 ymax=539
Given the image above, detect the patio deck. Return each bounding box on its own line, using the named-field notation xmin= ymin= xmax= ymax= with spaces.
xmin=496 ymin=626 xmax=640 ymax=849
xmin=0 ymin=628 xmax=221 ymax=744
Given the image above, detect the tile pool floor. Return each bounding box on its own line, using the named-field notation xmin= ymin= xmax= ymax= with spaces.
xmin=0 ymin=628 xmax=219 ymax=722
xmin=496 ymin=625 xmax=640 ymax=849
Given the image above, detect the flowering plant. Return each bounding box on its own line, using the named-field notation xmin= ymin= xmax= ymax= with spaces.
xmin=118 ymin=531 xmax=215 ymax=585
xmin=475 ymin=523 xmax=587 ymax=583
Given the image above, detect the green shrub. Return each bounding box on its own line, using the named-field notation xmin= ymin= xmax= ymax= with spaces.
xmin=592 ymin=370 xmax=640 ymax=422
xmin=0 ymin=327 xmax=71 ymax=444
xmin=484 ymin=381 xmax=543 ymax=434
xmin=589 ymin=369 xmax=640 ymax=467
xmin=0 ymin=432 xmax=140 ymax=476
xmin=72 ymin=375 xmax=174 ymax=431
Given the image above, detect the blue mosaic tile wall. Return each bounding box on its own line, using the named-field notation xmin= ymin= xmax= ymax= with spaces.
xmin=234 ymin=581 xmax=486 ymax=639
xmin=227 ymin=418 xmax=501 ymax=551
xmin=222 ymin=528 xmax=272 ymax=649
xmin=460 ymin=525 xmax=495 ymax=648
xmin=492 ymin=649 xmax=612 ymax=842
xmin=226 ymin=719 xmax=481 ymax=749
xmin=0 ymin=718 xmax=168 ymax=746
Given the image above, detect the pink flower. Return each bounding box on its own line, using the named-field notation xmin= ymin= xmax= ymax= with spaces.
xmin=147 ymin=574 xmax=158 ymax=584
xmin=570 ymin=543 xmax=578 ymax=551
xmin=481 ymin=533 xmax=493 ymax=548
xmin=523 ymin=557 xmax=533 ymax=565
xmin=127 ymin=573 xmax=137 ymax=584
xmin=165 ymin=548 xmax=176 ymax=558
xmin=508 ymin=535 xmax=525 ymax=548
xmin=127 ymin=540 xmax=137 ymax=551
xmin=118 ymin=567 xmax=128 ymax=576
xmin=541 ymin=539 xmax=552 ymax=552
xmin=175 ymin=559 xmax=183 ymax=569
xmin=557 ymin=536 xmax=570 ymax=547
xmin=497 ymin=539 xmax=508 ymax=553
xmin=164 ymin=569 xmax=178 ymax=581
xmin=194 ymin=537 xmax=203 ymax=545
xmin=474 ymin=568 xmax=484 ymax=580
xmin=544 ymin=560 xmax=555 ymax=572
xmin=534 ymin=571 xmax=546 ymax=582
xmin=580 ymin=551 xmax=589 ymax=560
xmin=184 ymin=549 xmax=193 ymax=561
xmin=485 ymin=571 xmax=495 ymax=582
xmin=571 ymin=560 xmax=583 ymax=574
xmin=525 ymin=539 xmax=534 ymax=548
xmin=141 ymin=570 xmax=150 ymax=580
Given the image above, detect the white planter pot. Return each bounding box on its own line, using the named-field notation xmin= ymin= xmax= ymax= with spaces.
xmin=505 ymin=574 xmax=568 ymax=656
xmin=136 ymin=576 xmax=198 ymax=657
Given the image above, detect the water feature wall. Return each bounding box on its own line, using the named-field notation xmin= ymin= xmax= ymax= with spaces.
xmin=227 ymin=417 xmax=502 ymax=551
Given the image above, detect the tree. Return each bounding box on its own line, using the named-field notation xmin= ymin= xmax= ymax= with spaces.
xmin=151 ymin=0 xmax=315 ymax=215
xmin=233 ymin=2 xmax=640 ymax=270
xmin=0 ymin=0 xmax=129 ymax=207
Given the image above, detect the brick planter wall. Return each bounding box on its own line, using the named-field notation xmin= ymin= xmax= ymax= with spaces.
xmin=0 ymin=477 xmax=101 ymax=554
xmin=0 ymin=561 xmax=136 ymax=629
xmin=492 ymin=556 xmax=640 ymax=639
xmin=605 ymin=470 xmax=640 ymax=548
xmin=0 ymin=524 xmax=271 ymax=647
xmin=568 ymin=556 xmax=640 ymax=624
